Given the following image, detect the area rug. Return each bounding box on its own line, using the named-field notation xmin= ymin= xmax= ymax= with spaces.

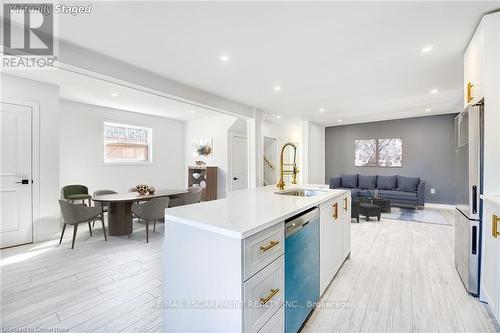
xmin=382 ymin=207 xmax=452 ymax=226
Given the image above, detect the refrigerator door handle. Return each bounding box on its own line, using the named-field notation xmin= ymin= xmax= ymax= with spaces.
xmin=471 ymin=225 xmax=478 ymax=255
xmin=472 ymin=185 xmax=477 ymax=214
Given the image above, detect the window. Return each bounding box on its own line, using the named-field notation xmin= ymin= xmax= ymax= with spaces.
xmin=103 ymin=122 xmax=153 ymax=164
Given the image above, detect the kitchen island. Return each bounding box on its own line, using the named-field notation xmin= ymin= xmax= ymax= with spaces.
xmin=163 ymin=185 xmax=351 ymax=332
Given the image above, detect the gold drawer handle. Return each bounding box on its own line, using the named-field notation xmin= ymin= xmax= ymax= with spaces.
xmin=260 ymin=240 xmax=279 ymax=253
xmin=333 ymin=202 xmax=338 ymax=220
xmin=343 ymin=197 xmax=348 ymax=211
xmin=260 ymin=288 xmax=279 ymax=305
xmin=493 ymin=214 xmax=500 ymax=238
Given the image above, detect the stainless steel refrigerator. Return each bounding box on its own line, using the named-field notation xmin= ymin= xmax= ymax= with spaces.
xmin=454 ymin=102 xmax=484 ymax=296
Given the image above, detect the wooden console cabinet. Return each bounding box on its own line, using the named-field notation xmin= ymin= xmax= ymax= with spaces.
xmin=188 ymin=166 xmax=217 ymax=201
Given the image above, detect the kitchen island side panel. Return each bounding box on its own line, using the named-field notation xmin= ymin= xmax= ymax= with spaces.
xmin=163 ymin=220 xmax=244 ymax=332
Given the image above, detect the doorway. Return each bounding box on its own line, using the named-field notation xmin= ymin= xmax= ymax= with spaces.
xmin=1 ymin=101 xmax=34 ymax=248
xmin=263 ymin=136 xmax=277 ymax=186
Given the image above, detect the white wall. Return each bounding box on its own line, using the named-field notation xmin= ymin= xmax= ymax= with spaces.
xmin=302 ymin=120 xmax=326 ymax=184
xmin=263 ymin=137 xmax=278 ymax=185
xmin=262 ymin=119 xmax=303 ymax=185
xmin=228 ymin=118 xmax=248 ymax=137
xmin=60 ymin=100 xmax=185 ymax=193
xmin=185 ymin=114 xmax=237 ymax=198
xmin=262 ymin=119 xmax=302 ymax=143
xmin=261 ymin=119 xmax=325 ymax=186
xmin=1 ymin=74 xmax=61 ymax=242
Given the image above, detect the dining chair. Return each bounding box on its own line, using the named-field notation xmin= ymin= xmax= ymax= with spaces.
xmin=92 ymin=189 xmax=117 ymax=226
xmin=58 ymin=200 xmax=107 ymax=249
xmin=62 ymin=184 xmax=92 ymax=206
xmin=131 ymin=197 xmax=169 ymax=243
xmin=183 ymin=186 xmax=203 ymax=205
xmin=93 ymin=189 xmax=117 ymax=212
xmin=169 ymin=187 xmax=203 ymax=207
xmin=128 ymin=187 xmax=142 ymax=223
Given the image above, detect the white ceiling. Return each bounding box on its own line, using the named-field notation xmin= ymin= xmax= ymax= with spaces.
xmin=6 ymin=68 xmax=219 ymax=121
xmin=56 ymin=1 xmax=499 ymax=126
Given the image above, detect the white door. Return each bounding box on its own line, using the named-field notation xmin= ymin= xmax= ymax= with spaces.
xmin=1 ymin=102 xmax=33 ymax=248
xmin=231 ymin=136 xmax=248 ymax=191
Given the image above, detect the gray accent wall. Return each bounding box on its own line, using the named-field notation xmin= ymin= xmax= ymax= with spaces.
xmin=325 ymin=114 xmax=456 ymax=204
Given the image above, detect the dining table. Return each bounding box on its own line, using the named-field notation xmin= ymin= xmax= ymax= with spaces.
xmin=92 ymin=189 xmax=189 ymax=236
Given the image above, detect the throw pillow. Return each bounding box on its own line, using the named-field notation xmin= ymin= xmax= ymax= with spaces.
xmin=358 ymin=175 xmax=377 ymax=189
xmin=377 ymin=175 xmax=397 ymax=190
xmin=341 ymin=174 xmax=358 ymax=188
xmin=397 ymin=175 xmax=420 ymax=192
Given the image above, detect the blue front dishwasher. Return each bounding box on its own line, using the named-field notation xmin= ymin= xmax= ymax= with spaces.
xmin=285 ymin=207 xmax=320 ymax=333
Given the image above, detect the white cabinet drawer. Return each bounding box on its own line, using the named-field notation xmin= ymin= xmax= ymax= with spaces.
xmin=258 ymin=305 xmax=284 ymax=333
xmin=244 ymin=255 xmax=284 ymax=333
xmin=244 ymin=222 xmax=284 ymax=280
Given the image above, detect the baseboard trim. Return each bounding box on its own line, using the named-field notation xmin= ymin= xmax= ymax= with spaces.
xmin=424 ymin=203 xmax=456 ymax=210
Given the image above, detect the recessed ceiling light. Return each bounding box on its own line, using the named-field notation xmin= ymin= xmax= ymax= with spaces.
xmin=276 ymin=115 xmax=281 ymax=119
xmin=425 ymin=108 xmax=432 ymax=112
xmin=190 ymin=110 xmax=196 ymax=114
xmin=319 ymin=108 xmax=326 ymax=112
xmin=111 ymin=92 xmax=119 ymax=97
xmin=421 ymin=45 xmax=434 ymax=53
xmin=337 ymin=119 xmax=343 ymax=123
xmin=219 ymin=55 xmax=229 ymax=62
xmin=430 ymin=89 xmax=439 ymax=94
xmin=273 ymin=85 xmax=282 ymax=91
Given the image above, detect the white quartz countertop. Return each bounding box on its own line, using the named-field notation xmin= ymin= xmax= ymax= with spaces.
xmin=165 ymin=185 xmax=349 ymax=239
xmin=481 ymin=195 xmax=500 ymax=208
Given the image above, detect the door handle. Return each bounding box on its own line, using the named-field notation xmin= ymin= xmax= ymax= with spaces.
xmin=472 ymin=226 xmax=477 ymax=255
xmin=233 ymin=177 xmax=239 ymax=181
xmin=472 ymin=185 xmax=477 ymax=214
xmin=493 ymin=215 xmax=500 ymax=238
xmin=15 ymin=179 xmax=30 ymax=184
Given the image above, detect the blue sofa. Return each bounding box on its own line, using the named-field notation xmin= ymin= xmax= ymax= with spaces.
xmin=329 ymin=174 xmax=425 ymax=208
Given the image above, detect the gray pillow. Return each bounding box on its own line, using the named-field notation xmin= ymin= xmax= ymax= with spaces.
xmin=397 ymin=175 xmax=420 ymax=192
xmin=341 ymin=174 xmax=358 ymax=188
xmin=377 ymin=175 xmax=397 ymax=190
xmin=358 ymin=175 xmax=377 ymax=189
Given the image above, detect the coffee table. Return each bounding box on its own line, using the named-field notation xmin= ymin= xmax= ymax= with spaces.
xmin=359 ymin=202 xmax=381 ymax=221
xmin=372 ymin=198 xmax=392 ymax=213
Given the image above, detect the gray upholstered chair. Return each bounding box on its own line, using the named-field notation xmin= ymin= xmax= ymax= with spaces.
xmin=131 ymin=197 xmax=169 ymax=243
xmin=169 ymin=187 xmax=203 ymax=208
xmin=62 ymin=184 xmax=92 ymax=206
xmin=92 ymin=189 xmax=117 ymax=213
xmin=92 ymin=190 xmax=117 ymax=227
xmin=58 ymin=200 xmax=107 ymax=249
xmin=128 ymin=187 xmax=143 ymax=222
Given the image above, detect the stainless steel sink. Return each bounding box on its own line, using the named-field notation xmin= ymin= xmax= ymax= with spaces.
xmin=275 ymin=189 xmax=327 ymax=197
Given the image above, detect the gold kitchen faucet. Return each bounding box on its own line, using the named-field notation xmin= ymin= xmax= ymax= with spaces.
xmin=277 ymin=142 xmax=299 ymax=190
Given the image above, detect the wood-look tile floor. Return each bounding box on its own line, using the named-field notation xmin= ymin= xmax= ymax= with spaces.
xmin=1 ymin=210 xmax=498 ymax=332
xmin=304 ymin=209 xmax=499 ymax=333
xmin=1 ymin=221 xmax=163 ymax=333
